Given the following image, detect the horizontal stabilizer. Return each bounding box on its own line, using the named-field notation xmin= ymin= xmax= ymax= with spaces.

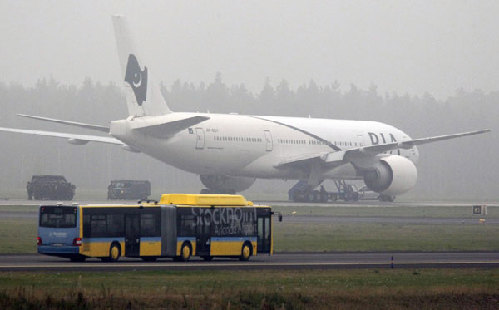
xmin=135 ymin=116 xmax=210 ymax=139
xmin=0 ymin=127 xmax=123 ymax=146
xmin=17 ymin=114 xmax=109 ymax=133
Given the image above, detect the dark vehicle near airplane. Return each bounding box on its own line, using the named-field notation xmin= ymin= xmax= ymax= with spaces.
xmin=27 ymin=175 xmax=76 ymax=200
xmin=107 ymin=180 xmax=151 ymax=200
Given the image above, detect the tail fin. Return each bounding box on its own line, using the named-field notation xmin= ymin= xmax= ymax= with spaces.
xmin=112 ymin=15 xmax=171 ymax=116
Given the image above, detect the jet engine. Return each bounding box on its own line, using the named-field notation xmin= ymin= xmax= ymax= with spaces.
xmin=362 ymin=155 xmax=417 ymax=196
xmin=200 ymin=175 xmax=256 ymax=193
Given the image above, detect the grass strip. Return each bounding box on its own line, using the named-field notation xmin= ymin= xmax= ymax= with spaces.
xmin=0 ymin=268 xmax=497 ymax=309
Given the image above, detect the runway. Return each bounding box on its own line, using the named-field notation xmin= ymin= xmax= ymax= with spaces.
xmin=0 ymin=252 xmax=498 ymax=272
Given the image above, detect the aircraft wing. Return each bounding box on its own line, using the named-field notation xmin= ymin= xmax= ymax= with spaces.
xmin=0 ymin=127 xmax=124 ymax=146
xmin=17 ymin=114 xmax=110 ymax=133
xmin=134 ymin=115 xmax=210 ymax=139
xmin=276 ymin=129 xmax=491 ymax=169
xmin=347 ymin=129 xmax=491 ymax=156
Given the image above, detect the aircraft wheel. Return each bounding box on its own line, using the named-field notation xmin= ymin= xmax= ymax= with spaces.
xmin=379 ymin=195 xmax=395 ymax=202
xmin=306 ymin=192 xmax=314 ymax=203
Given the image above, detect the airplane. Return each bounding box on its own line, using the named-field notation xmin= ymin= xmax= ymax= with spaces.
xmin=0 ymin=16 xmax=490 ymax=202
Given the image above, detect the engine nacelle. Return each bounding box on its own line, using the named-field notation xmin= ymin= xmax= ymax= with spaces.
xmin=200 ymin=175 xmax=256 ymax=193
xmin=362 ymin=155 xmax=417 ymax=196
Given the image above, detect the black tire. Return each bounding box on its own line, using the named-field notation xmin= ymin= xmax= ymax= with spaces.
xmin=108 ymin=243 xmax=121 ymax=262
xmin=306 ymin=192 xmax=314 ymax=203
xmin=379 ymin=195 xmax=395 ymax=202
xmin=202 ymin=256 xmax=213 ymax=261
xmin=239 ymin=242 xmax=252 ymax=261
xmin=311 ymin=190 xmax=318 ymax=203
xmin=179 ymin=242 xmax=192 ymax=261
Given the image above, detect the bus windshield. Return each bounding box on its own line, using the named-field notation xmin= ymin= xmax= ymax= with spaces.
xmin=39 ymin=206 xmax=77 ymax=228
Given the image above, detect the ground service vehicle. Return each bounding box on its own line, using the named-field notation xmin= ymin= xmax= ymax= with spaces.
xmin=27 ymin=175 xmax=76 ymax=200
xmin=37 ymin=194 xmax=273 ymax=262
xmin=107 ymin=180 xmax=151 ymax=200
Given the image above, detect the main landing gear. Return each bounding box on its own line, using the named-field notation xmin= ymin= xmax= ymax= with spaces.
xmin=288 ymin=180 xmax=394 ymax=203
xmin=288 ymin=180 xmax=360 ymax=203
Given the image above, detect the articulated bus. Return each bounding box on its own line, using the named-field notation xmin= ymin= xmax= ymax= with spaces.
xmin=37 ymin=194 xmax=273 ymax=262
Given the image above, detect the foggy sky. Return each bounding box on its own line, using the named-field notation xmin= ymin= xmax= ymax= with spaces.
xmin=1 ymin=1 xmax=498 ymax=99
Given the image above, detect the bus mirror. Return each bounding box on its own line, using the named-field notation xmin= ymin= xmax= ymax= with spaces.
xmin=278 ymin=214 xmax=283 ymax=222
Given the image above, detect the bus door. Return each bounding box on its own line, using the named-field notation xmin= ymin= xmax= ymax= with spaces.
xmin=196 ymin=217 xmax=211 ymax=256
xmin=125 ymin=214 xmax=141 ymax=257
xmin=257 ymin=209 xmax=271 ymax=254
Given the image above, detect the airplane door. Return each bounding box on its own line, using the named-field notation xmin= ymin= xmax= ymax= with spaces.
xmin=195 ymin=128 xmax=205 ymax=150
xmin=264 ymin=130 xmax=273 ymax=151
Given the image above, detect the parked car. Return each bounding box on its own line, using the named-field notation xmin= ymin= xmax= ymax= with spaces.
xmin=107 ymin=180 xmax=151 ymax=200
xmin=27 ymin=175 xmax=76 ymax=200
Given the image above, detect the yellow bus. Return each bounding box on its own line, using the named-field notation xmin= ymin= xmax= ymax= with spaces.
xmin=37 ymin=194 xmax=273 ymax=262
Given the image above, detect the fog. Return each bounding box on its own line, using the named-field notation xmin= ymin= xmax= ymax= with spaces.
xmin=0 ymin=1 xmax=497 ymax=201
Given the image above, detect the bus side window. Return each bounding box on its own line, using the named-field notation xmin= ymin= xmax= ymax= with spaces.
xmin=83 ymin=214 xmax=91 ymax=238
xmin=264 ymin=217 xmax=270 ymax=240
xmin=90 ymin=215 xmax=106 ymax=237
xmin=178 ymin=214 xmax=195 ymax=236
xmin=141 ymin=213 xmax=160 ymax=237
xmin=107 ymin=214 xmax=124 ymax=237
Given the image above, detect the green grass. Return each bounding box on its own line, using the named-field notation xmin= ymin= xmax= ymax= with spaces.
xmin=0 ymin=205 xmax=38 ymax=213
xmin=0 ymin=219 xmax=37 ymax=254
xmin=274 ymin=222 xmax=499 ymax=252
xmin=0 ymin=269 xmax=497 ymax=309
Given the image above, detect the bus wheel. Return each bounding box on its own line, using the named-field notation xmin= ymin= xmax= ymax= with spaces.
xmin=109 ymin=243 xmax=121 ymax=262
xmin=240 ymin=243 xmax=252 ymax=261
xmin=180 ymin=242 xmax=192 ymax=261
xmin=202 ymin=256 xmax=213 ymax=261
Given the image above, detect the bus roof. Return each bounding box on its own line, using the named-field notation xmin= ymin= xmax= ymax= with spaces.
xmin=40 ymin=194 xmax=267 ymax=209
xmin=159 ymin=194 xmax=253 ymax=206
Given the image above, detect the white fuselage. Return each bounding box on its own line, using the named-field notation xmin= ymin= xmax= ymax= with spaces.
xmin=110 ymin=112 xmax=419 ymax=181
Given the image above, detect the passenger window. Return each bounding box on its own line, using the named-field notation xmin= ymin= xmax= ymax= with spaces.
xmin=141 ymin=213 xmax=159 ymax=237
